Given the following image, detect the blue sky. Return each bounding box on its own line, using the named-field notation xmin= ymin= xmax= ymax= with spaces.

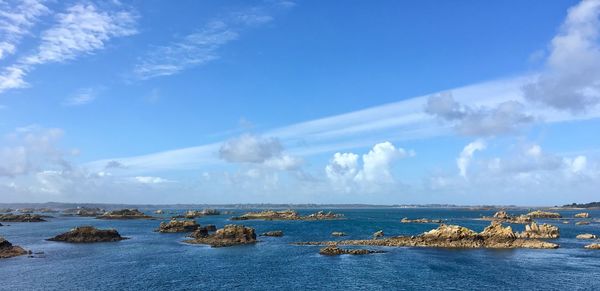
xmin=1 ymin=0 xmax=600 ymax=205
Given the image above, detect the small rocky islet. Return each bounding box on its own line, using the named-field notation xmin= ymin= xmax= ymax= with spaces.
xmin=260 ymin=230 xmax=284 ymax=237
xmin=47 ymin=226 xmax=128 ymax=243
xmin=155 ymin=219 xmax=200 ymax=233
xmin=0 ymin=214 xmax=47 ymax=222
xmin=173 ymin=208 xmax=221 ymax=219
xmin=96 ymin=209 xmax=155 ymax=220
xmin=230 ymin=209 xmax=343 ymax=221
xmin=319 ymin=245 xmax=386 ymax=256
xmin=401 ymin=217 xmax=443 ymax=224
xmin=0 ymin=237 xmax=28 ymax=259
xmin=185 ymin=224 xmax=257 ymax=247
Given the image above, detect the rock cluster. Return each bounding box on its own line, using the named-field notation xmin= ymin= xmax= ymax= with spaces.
xmin=319 ymin=245 xmax=385 ymax=256
xmin=0 ymin=237 xmax=28 ymax=259
xmin=156 ymin=219 xmax=200 ymax=233
xmin=231 ymin=209 xmax=342 ymax=221
xmin=517 ymin=222 xmax=560 ymax=239
xmin=482 ymin=211 xmax=531 ymax=224
xmin=400 ymin=218 xmax=443 ymax=224
xmin=48 ymin=226 xmax=127 ymax=243
xmin=576 ymin=233 xmax=597 ymax=240
xmin=97 ymin=209 xmax=154 ymax=220
xmin=575 ymin=212 xmax=590 ymax=218
xmin=63 ymin=207 xmax=105 ymax=217
xmin=294 ymin=222 xmax=559 ymax=249
xmin=576 ymin=221 xmax=591 ymax=225
xmin=0 ymin=214 xmax=46 ymax=222
xmin=185 ymin=224 xmax=257 ymax=247
xmin=176 ymin=209 xmax=221 ymax=219
xmin=525 ymin=210 xmax=562 ymax=219
xmin=17 ymin=208 xmax=35 ymax=213
xmin=585 ymin=243 xmax=600 ymax=249
xmin=331 ymin=232 xmax=347 ymax=237
xmin=260 ymin=230 xmax=284 ymax=237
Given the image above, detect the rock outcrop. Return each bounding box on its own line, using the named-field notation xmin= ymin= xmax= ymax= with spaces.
xmin=517 ymin=222 xmax=560 ymax=239
xmin=97 ymin=209 xmax=154 ymax=220
xmin=0 ymin=208 xmax=13 ymax=213
xmin=294 ymin=222 xmax=559 ymax=249
xmin=575 ymin=212 xmax=590 ymax=218
xmin=576 ymin=221 xmax=591 ymax=225
xmin=37 ymin=208 xmax=58 ymax=213
xmin=401 ymin=217 xmax=443 ymax=224
xmin=576 ymin=233 xmax=597 ymax=240
xmin=231 ymin=209 xmax=343 ymax=221
xmin=585 ymin=243 xmax=600 ymax=249
xmin=18 ymin=208 xmax=35 ymax=213
xmin=63 ymin=207 xmax=105 ymax=217
xmin=526 ymin=210 xmax=562 ymax=219
xmin=155 ymin=219 xmax=200 ymax=233
xmin=261 ymin=230 xmax=284 ymax=237
xmin=331 ymin=232 xmax=346 ymax=237
xmin=155 ymin=209 xmax=164 ymax=214
xmin=482 ymin=211 xmax=532 ymax=224
xmin=185 ymin=224 xmax=257 ymax=247
xmin=0 ymin=237 xmax=28 ymax=259
xmin=176 ymin=209 xmax=221 ymax=219
xmin=48 ymin=226 xmax=127 ymax=243
xmin=373 ymin=230 xmax=384 ymax=238
xmin=0 ymin=214 xmax=46 ymax=222
xmin=319 ymin=245 xmax=385 ymax=256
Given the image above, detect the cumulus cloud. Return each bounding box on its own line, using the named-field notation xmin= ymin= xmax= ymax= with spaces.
xmin=523 ymin=0 xmax=600 ymax=112
xmin=457 ymin=140 xmax=486 ymax=178
xmin=425 ymin=93 xmax=533 ymax=136
xmin=219 ymin=134 xmax=283 ymax=163
xmin=325 ymin=141 xmax=412 ymax=192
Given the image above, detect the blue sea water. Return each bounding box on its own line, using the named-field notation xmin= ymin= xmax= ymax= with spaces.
xmin=1 ymin=208 xmax=600 ymax=290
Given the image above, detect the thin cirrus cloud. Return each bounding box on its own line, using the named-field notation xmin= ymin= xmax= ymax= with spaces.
xmin=0 ymin=3 xmax=138 ymax=94
xmin=0 ymin=0 xmax=49 ymax=60
xmin=62 ymin=87 xmax=99 ymax=106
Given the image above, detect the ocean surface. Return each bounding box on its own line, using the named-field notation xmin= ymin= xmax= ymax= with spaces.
xmin=1 ymin=208 xmax=600 ymax=290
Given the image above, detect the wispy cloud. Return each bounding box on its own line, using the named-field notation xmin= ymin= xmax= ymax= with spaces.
xmin=63 ymin=87 xmax=100 ymax=106
xmin=0 ymin=0 xmax=49 ymax=60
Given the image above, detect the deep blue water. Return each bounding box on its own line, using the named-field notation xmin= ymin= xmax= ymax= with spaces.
xmin=1 ymin=208 xmax=600 ymax=290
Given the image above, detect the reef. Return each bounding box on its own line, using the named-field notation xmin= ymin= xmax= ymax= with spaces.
xmin=260 ymin=230 xmax=284 ymax=237
xmin=230 ymin=209 xmax=343 ymax=221
xmin=525 ymin=210 xmax=562 ymax=219
xmin=185 ymin=224 xmax=257 ymax=247
xmin=63 ymin=207 xmax=106 ymax=217
xmin=97 ymin=209 xmax=154 ymax=220
xmin=47 ymin=226 xmax=127 ymax=243
xmin=585 ymin=243 xmax=600 ymax=249
xmin=0 ymin=214 xmax=46 ymax=222
xmin=400 ymin=218 xmax=443 ymax=224
xmin=331 ymin=232 xmax=347 ymax=237
xmin=0 ymin=237 xmax=28 ymax=259
xmin=319 ymin=245 xmax=385 ymax=256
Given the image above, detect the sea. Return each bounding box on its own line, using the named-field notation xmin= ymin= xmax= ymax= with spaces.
xmin=1 ymin=208 xmax=599 ymax=290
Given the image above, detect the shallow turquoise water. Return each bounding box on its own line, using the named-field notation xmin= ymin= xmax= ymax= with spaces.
xmin=1 ymin=208 xmax=600 ymax=290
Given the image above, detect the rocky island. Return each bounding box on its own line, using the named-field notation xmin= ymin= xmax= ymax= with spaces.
xmin=0 ymin=214 xmax=46 ymax=222
xmin=294 ymin=222 xmax=559 ymax=249
xmin=0 ymin=237 xmax=28 ymax=259
xmin=261 ymin=230 xmax=284 ymax=237
xmin=319 ymin=245 xmax=386 ymax=256
xmin=525 ymin=210 xmax=562 ymax=219
xmin=585 ymin=243 xmax=600 ymax=249
xmin=576 ymin=233 xmax=597 ymax=240
xmin=401 ymin=217 xmax=443 ymax=224
xmin=63 ymin=207 xmax=105 ymax=217
xmin=230 ymin=209 xmax=343 ymax=221
xmin=517 ymin=222 xmax=559 ymax=239
xmin=155 ymin=219 xmax=200 ymax=233
xmin=482 ymin=211 xmax=531 ymax=224
xmin=47 ymin=226 xmax=127 ymax=243
xmin=574 ymin=212 xmax=590 ymax=218
xmin=97 ymin=209 xmax=154 ymax=220
xmin=185 ymin=224 xmax=257 ymax=247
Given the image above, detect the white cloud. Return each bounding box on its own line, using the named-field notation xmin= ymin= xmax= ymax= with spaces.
xmin=63 ymin=88 xmax=98 ymax=106
xmin=564 ymin=155 xmax=587 ymax=174
xmin=523 ymin=0 xmax=600 ymax=112
xmin=457 ymin=140 xmax=486 ymax=178
xmin=219 ymin=134 xmax=282 ymax=163
xmin=263 ymin=154 xmax=303 ymax=171
xmin=0 ymin=0 xmax=49 ymax=60
xmin=133 ymin=176 xmax=173 ymax=184
xmin=355 ymin=141 xmax=409 ymax=183
xmin=325 ymin=152 xmax=359 ymax=192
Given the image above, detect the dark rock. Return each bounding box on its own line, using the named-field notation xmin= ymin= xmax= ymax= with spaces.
xmin=0 ymin=237 xmax=28 ymax=259
xmin=331 ymin=232 xmax=346 ymax=237
xmin=155 ymin=219 xmax=199 ymax=233
xmin=261 ymin=231 xmax=284 ymax=237
xmin=97 ymin=209 xmax=154 ymax=220
xmin=48 ymin=226 xmax=127 ymax=243
xmin=231 ymin=209 xmax=343 ymax=221
xmin=185 ymin=224 xmax=256 ymax=247
xmin=0 ymin=214 xmax=46 ymax=222
xmin=401 ymin=217 xmax=443 ymax=224
xmin=319 ymin=245 xmax=385 ymax=256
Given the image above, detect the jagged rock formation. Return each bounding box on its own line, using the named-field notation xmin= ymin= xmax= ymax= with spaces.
xmin=155 ymin=219 xmax=199 ymax=233
xmin=482 ymin=211 xmax=532 ymax=224
xmin=0 ymin=214 xmax=46 ymax=222
xmin=373 ymin=230 xmax=384 ymax=238
xmin=293 ymin=223 xmax=559 ymax=249
xmin=261 ymin=231 xmax=284 ymax=237
xmin=585 ymin=243 xmax=600 ymax=249
xmin=576 ymin=221 xmax=591 ymax=225
xmin=185 ymin=224 xmax=256 ymax=247
xmin=0 ymin=237 xmax=28 ymax=259
xmin=48 ymin=226 xmax=127 ymax=243
xmin=526 ymin=210 xmax=562 ymax=219
xmin=331 ymin=232 xmax=346 ymax=237
xmin=575 ymin=212 xmax=590 ymax=218
xmin=230 ymin=209 xmax=343 ymax=221
xmin=175 ymin=209 xmax=221 ymax=219
xmin=401 ymin=217 xmax=443 ymax=224
xmin=319 ymin=245 xmax=385 ymax=256
xmin=204 ymin=224 xmax=217 ymax=231
xmin=576 ymin=233 xmax=597 ymax=239
xmin=517 ymin=222 xmax=560 ymax=239
xmin=97 ymin=209 xmax=154 ymax=220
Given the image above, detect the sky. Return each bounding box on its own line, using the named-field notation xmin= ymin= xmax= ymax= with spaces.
xmin=1 ymin=0 xmax=600 ymax=205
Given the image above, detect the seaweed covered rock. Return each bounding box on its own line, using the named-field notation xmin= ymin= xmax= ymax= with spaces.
xmin=185 ymin=224 xmax=256 ymax=247
xmin=48 ymin=226 xmax=127 ymax=243
xmin=319 ymin=245 xmax=385 ymax=256
xmin=97 ymin=209 xmax=154 ymax=220
xmin=0 ymin=237 xmax=28 ymax=259
xmin=0 ymin=214 xmax=46 ymax=222
xmin=517 ymin=222 xmax=560 ymax=239
xmin=156 ymin=219 xmax=199 ymax=233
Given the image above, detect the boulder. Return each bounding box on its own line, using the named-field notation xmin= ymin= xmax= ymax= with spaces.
xmin=422 ymin=224 xmax=477 ymax=240
xmin=373 ymin=230 xmax=384 ymax=238
xmin=585 ymin=243 xmax=600 ymax=249
xmin=0 ymin=237 xmax=27 ymax=259
xmin=480 ymin=222 xmax=517 ymax=239
xmin=517 ymin=222 xmax=560 ymax=239
xmin=576 ymin=221 xmax=591 ymax=225
xmin=575 ymin=212 xmax=590 ymax=218
xmin=48 ymin=226 xmax=127 ymax=243
xmin=260 ymin=230 xmax=284 ymax=237
xmin=0 ymin=214 xmax=46 ymax=222
xmin=185 ymin=224 xmax=257 ymax=247
xmin=97 ymin=209 xmax=154 ymax=220
xmin=155 ymin=219 xmax=199 ymax=233
xmin=576 ymin=233 xmax=597 ymax=240
xmin=526 ymin=210 xmax=562 ymax=219
xmin=319 ymin=245 xmax=385 ymax=256
xmin=331 ymin=232 xmax=347 ymax=237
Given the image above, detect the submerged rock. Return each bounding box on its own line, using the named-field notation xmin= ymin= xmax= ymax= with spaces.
xmin=48 ymin=226 xmax=127 ymax=243
xmin=156 ymin=219 xmax=199 ymax=233
xmin=575 ymin=212 xmax=590 ymax=218
xmin=331 ymin=232 xmax=347 ymax=237
xmin=517 ymin=222 xmax=560 ymax=239
xmin=0 ymin=237 xmax=27 ymax=259
xmin=526 ymin=210 xmax=562 ymax=219
xmin=482 ymin=211 xmax=532 ymax=224
xmin=400 ymin=217 xmax=443 ymax=224
xmin=261 ymin=231 xmax=284 ymax=237
xmin=231 ymin=209 xmax=343 ymax=221
xmin=576 ymin=233 xmax=597 ymax=240
xmin=0 ymin=214 xmax=46 ymax=222
xmin=319 ymin=245 xmax=385 ymax=256
xmin=294 ymin=222 xmax=559 ymax=249
xmin=185 ymin=224 xmax=257 ymax=247
xmin=585 ymin=243 xmax=600 ymax=249
xmin=97 ymin=209 xmax=154 ymax=220
xmin=576 ymin=221 xmax=591 ymax=225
